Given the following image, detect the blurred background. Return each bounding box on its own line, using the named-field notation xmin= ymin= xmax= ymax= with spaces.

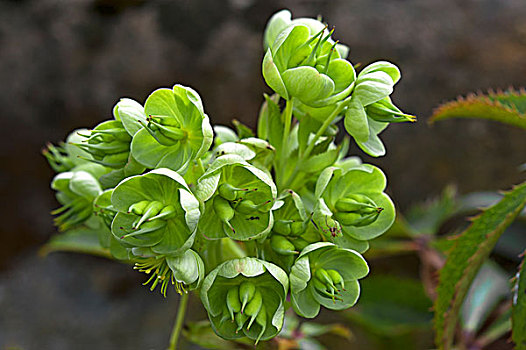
xmin=1 ymin=0 xmax=525 ymax=349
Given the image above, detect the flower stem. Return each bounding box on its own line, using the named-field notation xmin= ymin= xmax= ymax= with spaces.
xmin=282 ymin=96 xmax=353 ymax=190
xmin=277 ymin=99 xmax=294 ymax=189
xmin=168 ymin=292 xmax=189 ymax=350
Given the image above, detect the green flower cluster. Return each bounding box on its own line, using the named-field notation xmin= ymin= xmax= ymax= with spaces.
xmin=43 ymin=9 xmax=413 ymax=344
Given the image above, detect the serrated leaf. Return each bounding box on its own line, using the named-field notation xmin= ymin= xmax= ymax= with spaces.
xmin=512 ymin=252 xmax=526 ymax=349
xmin=434 ymin=182 xmax=526 ymax=350
xmin=430 ymin=88 xmax=526 ymax=129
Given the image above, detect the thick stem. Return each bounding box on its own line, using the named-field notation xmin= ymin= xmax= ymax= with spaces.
xmin=276 ymin=99 xmax=294 ymax=189
xmin=168 ymin=292 xmax=189 ymax=350
xmin=281 ymin=99 xmax=294 ymax=155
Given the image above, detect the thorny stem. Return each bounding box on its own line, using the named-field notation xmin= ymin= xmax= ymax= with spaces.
xmin=168 ymin=292 xmax=189 ymax=350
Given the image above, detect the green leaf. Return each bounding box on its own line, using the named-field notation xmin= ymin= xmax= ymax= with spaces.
xmin=300 ymin=148 xmax=340 ymax=174
xmin=434 ymin=182 xmax=526 ymax=350
xmin=232 ymin=119 xmax=254 ymax=139
xmin=430 ymin=88 xmax=526 ymax=129
xmin=512 ymin=252 xmax=526 ymax=349
xmin=40 ymin=226 xmax=112 ymax=259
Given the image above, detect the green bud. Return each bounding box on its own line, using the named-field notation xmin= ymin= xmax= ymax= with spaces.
xmin=119 ymin=219 xmax=167 ymax=240
xmin=273 ymin=219 xmax=292 ymax=235
xmin=314 ymin=268 xmax=337 ymax=290
xmin=245 ymin=290 xmax=263 ymax=330
xmin=326 ymin=269 xmax=345 ymax=290
xmin=255 ymin=305 xmax=267 ymax=344
xmin=239 ymin=281 xmax=257 ymax=313
xmin=333 ymin=211 xmax=362 ymax=226
xmin=270 ymin=235 xmax=298 ymax=256
xmin=290 ymin=221 xmax=306 ymax=236
xmin=236 ymin=199 xmax=271 ymax=215
xmin=226 ymin=287 xmax=241 ymax=321
xmin=128 ymin=200 xmax=150 ymax=215
xmin=335 ymin=197 xmax=374 ymax=213
xmin=42 ymin=142 xmax=75 ymax=172
xmin=235 ymin=200 xmax=259 ymax=215
xmin=132 ymin=201 xmax=164 ymax=229
xmin=148 ymin=205 xmax=177 ymax=221
xmin=218 ymin=183 xmax=239 ymax=201
xmin=213 ymin=196 xmax=235 ymax=232
xmin=235 ymin=312 xmax=248 ymax=333
xmin=292 ymin=237 xmax=310 ymax=251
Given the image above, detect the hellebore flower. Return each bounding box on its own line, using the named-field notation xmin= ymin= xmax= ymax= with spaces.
xmin=313 ymin=161 xmax=395 ymax=253
xmin=110 ymin=168 xmax=200 ymax=256
xmin=262 ymin=11 xmax=355 ymax=108
xmin=290 ymin=242 xmax=368 ymax=318
xmin=195 ymin=154 xmax=277 ymax=241
xmin=200 ymin=257 xmax=289 ymax=344
xmin=131 ymin=84 xmax=213 ymax=173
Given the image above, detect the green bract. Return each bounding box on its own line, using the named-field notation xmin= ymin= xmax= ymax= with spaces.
xmin=110 ymin=168 xmax=200 ymax=256
xmin=262 ymin=12 xmax=355 ymax=107
xmin=313 ymin=162 xmax=395 ymax=252
xmin=290 ymin=242 xmax=369 ymax=318
xmin=200 ymin=257 xmax=288 ymax=343
xmin=131 ymin=84 xmax=213 ymax=173
xmin=196 ymin=154 xmax=277 ymax=241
